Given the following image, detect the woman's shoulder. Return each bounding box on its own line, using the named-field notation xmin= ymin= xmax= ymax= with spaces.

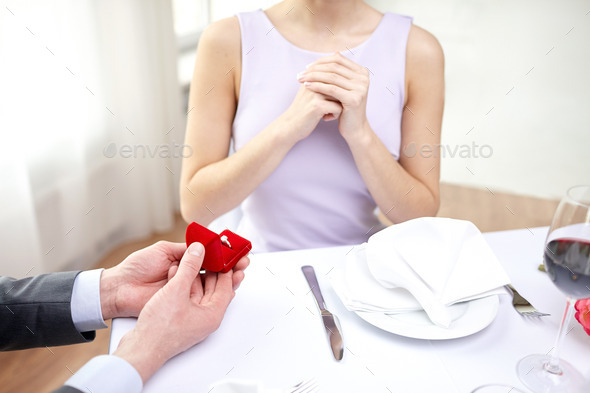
xmin=194 ymin=17 xmax=242 ymax=93
xmin=406 ymin=24 xmax=444 ymax=67
xmin=199 ymin=16 xmax=241 ymax=55
xmin=403 ymin=24 xmax=444 ymax=105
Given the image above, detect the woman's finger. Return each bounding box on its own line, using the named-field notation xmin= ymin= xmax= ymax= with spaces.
xmin=304 ymin=81 xmax=350 ymax=105
xmin=308 ymin=52 xmax=365 ymax=73
xmin=301 ymin=62 xmax=356 ymax=81
xmin=299 ymin=71 xmax=356 ymax=91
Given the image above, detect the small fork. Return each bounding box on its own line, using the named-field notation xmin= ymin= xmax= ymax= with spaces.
xmin=505 ymin=284 xmax=550 ymax=317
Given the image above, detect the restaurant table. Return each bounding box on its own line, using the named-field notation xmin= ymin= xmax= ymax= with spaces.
xmin=110 ymin=227 xmax=590 ymax=392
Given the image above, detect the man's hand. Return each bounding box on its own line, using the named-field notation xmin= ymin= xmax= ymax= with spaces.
xmin=100 ymin=241 xmax=249 ymax=320
xmin=99 ymin=242 xmax=186 ymax=320
xmin=113 ymin=242 xmax=245 ymax=382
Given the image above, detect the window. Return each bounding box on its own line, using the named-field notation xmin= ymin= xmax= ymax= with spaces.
xmin=172 ymin=0 xmax=210 ymax=88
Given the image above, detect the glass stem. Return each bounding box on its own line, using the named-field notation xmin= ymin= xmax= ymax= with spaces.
xmin=545 ymin=297 xmax=576 ymax=375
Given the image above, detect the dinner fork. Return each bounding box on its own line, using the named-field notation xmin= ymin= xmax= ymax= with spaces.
xmin=505 ymin=284 xmax=550 ymax=317
xmin=287 ymin=379 xmax=319 ymax=393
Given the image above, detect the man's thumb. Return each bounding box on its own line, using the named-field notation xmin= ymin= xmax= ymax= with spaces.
xmin=173 ymin=242 xmax=205 ymax=288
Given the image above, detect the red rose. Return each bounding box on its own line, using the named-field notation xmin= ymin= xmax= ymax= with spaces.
xmin=574 ymin=299 xmax=590 ymax=336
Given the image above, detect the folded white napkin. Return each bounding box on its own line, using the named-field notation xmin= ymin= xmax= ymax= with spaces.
xmin=332 ymin=217 xmax=510 ymax=328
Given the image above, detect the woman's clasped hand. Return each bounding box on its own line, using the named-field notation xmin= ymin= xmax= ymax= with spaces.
xmin=297 ymin=53 xmax=371 ymax=142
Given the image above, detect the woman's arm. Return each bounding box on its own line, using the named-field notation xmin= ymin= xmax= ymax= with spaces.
xmin=300 ymin=26 xmax=444 ymax=223
xmin=180 ymin=17 xmax=342 ymax=226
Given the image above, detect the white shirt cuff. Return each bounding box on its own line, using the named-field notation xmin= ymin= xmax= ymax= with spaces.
xmin=64 ymin=355 xmax=143 ymax=393
xmin=71 ymin=269 xmax=108 ymax=332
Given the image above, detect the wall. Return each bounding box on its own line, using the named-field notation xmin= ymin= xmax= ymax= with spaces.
xmin=209 ymin=0 xmax=590 ymax=199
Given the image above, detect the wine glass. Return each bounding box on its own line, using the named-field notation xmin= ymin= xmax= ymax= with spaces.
xmin=517 ymin=185 xmax=590 ymax=392
xmin=470 ymin=384 xmax=527 ymax=393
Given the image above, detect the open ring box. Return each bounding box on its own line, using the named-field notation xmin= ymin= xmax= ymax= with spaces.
xmin=185 ymin=222 xmax=252 ymax=273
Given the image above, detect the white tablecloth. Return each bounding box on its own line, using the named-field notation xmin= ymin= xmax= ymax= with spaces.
xmin=109 ymin=227 xmax=590 ymax=392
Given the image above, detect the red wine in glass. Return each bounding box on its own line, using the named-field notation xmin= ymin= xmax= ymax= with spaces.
xmin=517 ymin=185 xmax=590 ymax=393
xmin=544 ymin=238 xmax=590 ymax=299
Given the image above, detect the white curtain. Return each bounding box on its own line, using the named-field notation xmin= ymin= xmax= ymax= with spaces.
xmin=0 ymin=0 xmax=185 ymax=277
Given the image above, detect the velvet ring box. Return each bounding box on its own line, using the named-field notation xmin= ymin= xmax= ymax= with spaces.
xmin=185 ymin=222 xmax=252 ymax=273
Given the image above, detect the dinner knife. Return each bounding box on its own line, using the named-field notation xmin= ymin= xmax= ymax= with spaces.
xmin=301 ymin=265 xmax=344 ymax=361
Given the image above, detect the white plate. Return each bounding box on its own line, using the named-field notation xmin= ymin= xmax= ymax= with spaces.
xmin=354 ymin=295 xmax=499 ymax=340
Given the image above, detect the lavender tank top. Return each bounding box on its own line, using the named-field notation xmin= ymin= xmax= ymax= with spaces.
xmin=234 ymin=10 xmax=412 ymax=252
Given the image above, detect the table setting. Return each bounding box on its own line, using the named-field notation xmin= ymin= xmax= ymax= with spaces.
xmin=330 ymin=217 xmax=510 ymax=340
xmin=110 ymin=186 xmax=590 ymax=393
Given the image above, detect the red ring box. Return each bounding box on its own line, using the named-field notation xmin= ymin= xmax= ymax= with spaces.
xmin=185 ymin=222 xmax=252 ymax=273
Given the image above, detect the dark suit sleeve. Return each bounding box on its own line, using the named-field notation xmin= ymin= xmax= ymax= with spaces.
xmin=0 ymin=271 xmax=95 ymax=351
xmin=51 ymin=386 xmax=84 ymax=393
